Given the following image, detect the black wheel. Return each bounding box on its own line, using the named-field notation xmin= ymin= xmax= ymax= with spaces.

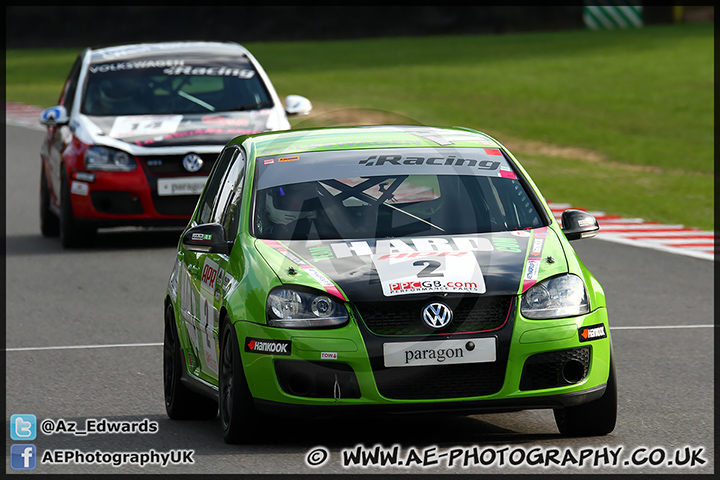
xmin=163 ymin=303 xmax=218 ymax=420
xmin=40 ymin=168 xmax=60 ymax=237
xmin=219 ymin=320 xmax=261 ymax=444
xmin=554 ymin=356 xmax=617 ymax=437
xmin=59 ymin=168 xmax=96 ymax=248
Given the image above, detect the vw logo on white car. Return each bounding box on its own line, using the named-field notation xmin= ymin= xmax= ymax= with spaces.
xmin=422 ymin=302 xmax=453 ymax=329
xmin=183 ymin=153 xmax=204 ymax=173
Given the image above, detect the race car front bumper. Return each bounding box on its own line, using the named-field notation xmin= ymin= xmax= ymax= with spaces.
xmin=234 ymin=306 xmax=612 ymax=416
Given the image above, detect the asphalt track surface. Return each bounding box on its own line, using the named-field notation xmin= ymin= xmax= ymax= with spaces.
xmin=4 ymin=124 xmax=714 ymax=475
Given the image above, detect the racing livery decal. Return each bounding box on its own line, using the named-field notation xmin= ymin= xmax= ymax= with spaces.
xmin=260 ymin=231 xmax=558 ymax=302
xmin=88 ymin=58 xmax=186 ymax=73
xmin=255 ymin=148 xmax=515 ymax=191
xmin=372 ymin=251 xmax=486 ymax=297
xmin=245 ymin=338 xmax=292 ymax=355
xmin=83 ymin=114 xmax=271 ymax=148
xmin=522 ymin=227 xmax=548 ymax=292
xmin=579 ymin=324 xmax=608 ymax=342
xmin=109 ymin=115 xmax=183 ymax=139
xmin=259 ymin=239 xmax=347 ymax=301
xmin=200 ymin=258 xmax=220 ymax=295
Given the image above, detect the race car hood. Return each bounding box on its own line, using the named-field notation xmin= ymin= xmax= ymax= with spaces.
xmin=75 ymin=110 xmax=273 ymax=150
xmin=255 ymin=227 xmax=570 ymax=302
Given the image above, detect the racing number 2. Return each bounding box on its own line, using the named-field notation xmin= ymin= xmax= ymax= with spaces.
xmin=413 ymin=260 xmax=444 ymax=278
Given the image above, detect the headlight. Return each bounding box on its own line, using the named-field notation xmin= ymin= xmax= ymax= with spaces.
xmin=520 ymin=274 xmax=589 ymax=319
xmin=267 ymin=288 xmax=348 ymax=328
xmin=84 ymin=146 xmax=137 ymax=171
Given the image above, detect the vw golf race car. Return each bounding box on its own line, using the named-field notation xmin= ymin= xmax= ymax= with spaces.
xmin=163 ymin=125 xmax=617 ymax=443
xmin=39 ymin=41 xmax=311 ymax=248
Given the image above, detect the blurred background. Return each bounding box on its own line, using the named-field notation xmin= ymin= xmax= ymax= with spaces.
xmin=5 ymin=5 xmax=713 ymax=48
xmin=5 ymin=5 xmax=714 ymax=231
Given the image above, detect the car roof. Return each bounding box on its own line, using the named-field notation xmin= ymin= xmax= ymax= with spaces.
xmin=87 ymin=41 xmax=250 ymax=63
xmin=239 ymin=125 xmax=503 ymax=157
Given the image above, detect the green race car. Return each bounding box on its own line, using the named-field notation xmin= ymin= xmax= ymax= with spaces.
xmin=163 ymin=125 xmax=617 ymax=443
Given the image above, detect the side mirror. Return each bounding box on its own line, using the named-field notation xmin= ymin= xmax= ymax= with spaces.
xmin=284 ymin=95 xmax=312 ymax=116
xmin=40 ymin=106 xmax=69 ymax=127
xmin=561 ymin=209 xmax=599 ymax=241
xmin=182 ymin=223 xmax=232 ymax=254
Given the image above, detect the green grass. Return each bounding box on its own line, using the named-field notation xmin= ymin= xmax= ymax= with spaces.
xmin=6 ymin=24 xmax=714 ymax=230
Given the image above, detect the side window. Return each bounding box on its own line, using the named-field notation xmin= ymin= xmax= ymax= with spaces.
xmin=211 ymin=148 xmax=246 ymax=225
xmin=196 ymin=147 xmax=240 ymax=225
xmin=222 ymin=197 xmax=242 ymax=242
xmin=59 ymin=53 xmax=84 ymax=111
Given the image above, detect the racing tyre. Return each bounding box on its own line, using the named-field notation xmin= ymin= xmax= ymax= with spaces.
xmin=40 ymin=168 xmax=60 ymax=237
xmin=163 ymin=304 xmax=218 ymax=420
xmin=59 ymin=169 xmax=96 ymax=248
xmin=554 ymin=357 xmax=617 ymax=437
xmin=219 ymin=320 xmax=262 ymax=444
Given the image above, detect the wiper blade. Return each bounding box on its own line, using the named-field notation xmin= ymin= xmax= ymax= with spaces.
xmin=177 ymin=91 xmax=215 ymax=111
xmin=231 ymin=101 xmax=273 ymax=111
xmin=383 ymin=203 xmax=445 ymax=232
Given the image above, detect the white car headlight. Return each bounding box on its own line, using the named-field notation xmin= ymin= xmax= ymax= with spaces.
xmin=521 ymin=274 xmax=589 ymax=319
xmin=267 ymin=288 xmax=348 ymax=328
xmin=85 ymin=146 xmax=137 ymax=171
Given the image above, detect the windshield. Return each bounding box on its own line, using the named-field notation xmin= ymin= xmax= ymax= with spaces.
xmin=81 ymin=55 xmax=272 ymax=116
xmin=253 ymin=149 xmax=546 ymax=240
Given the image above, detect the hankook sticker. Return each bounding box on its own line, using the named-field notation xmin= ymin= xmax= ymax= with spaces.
xmin=245 ymin=338 xmax=292 ymax=356
xmin=579 ymin=324 xmax=608 ymax=342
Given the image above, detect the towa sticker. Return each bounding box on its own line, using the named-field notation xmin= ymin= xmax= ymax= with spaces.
xmin=372 ymin=251 xmax=486 ymax=297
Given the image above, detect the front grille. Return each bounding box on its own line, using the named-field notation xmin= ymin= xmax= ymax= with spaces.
xmin=140 ymin=154 xmax=216 ymax=176
xmin=138 ymin=154 xmax=217 ymax=216
xmin=355 ymin=296 xmax=512 ymax=336
xmin=374 ymin=362 xmax=506 ymax=399
xmin=519 ymin=347 xmax=591 ymax=391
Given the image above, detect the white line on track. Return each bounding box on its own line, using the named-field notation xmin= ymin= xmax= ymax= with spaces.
xmin=610 ymin=324 xmax=714 ymax=330
xmin=4 ymin=325 xmax=714 ymax=352
xmin=5 ymin=343 xmax=162 ymax=352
